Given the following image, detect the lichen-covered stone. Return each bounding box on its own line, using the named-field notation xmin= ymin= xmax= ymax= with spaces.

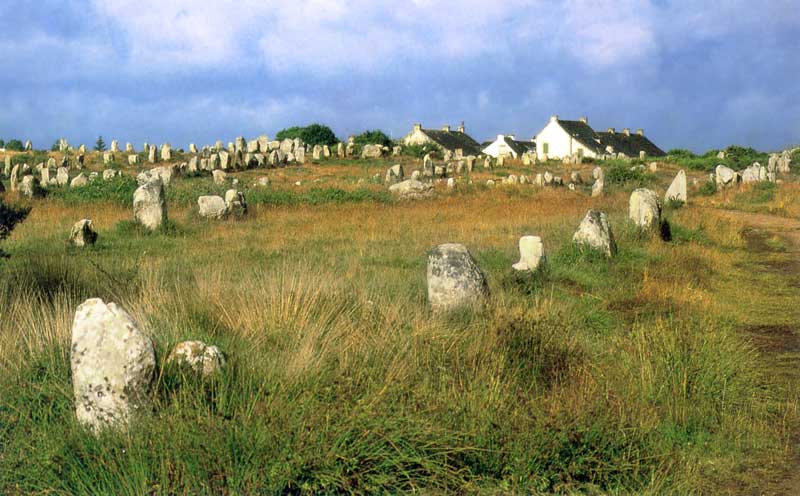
xmin=71 ymin=298 xmax=155 ymax=432
xmin=427 ymin=243 xmax=489 ymax=312
xmin=167 ymin=340 xmax=225 ymax=377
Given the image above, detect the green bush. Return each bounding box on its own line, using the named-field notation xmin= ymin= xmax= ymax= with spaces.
xmin=402 ymin=143 xmax=440 ymax=159
xmin=667 ymin=148 xmax=695 ymax=159
xmin=604 ymin=162 xmax=654 ymax=187
xmin=5 ymin=139 xmax=24 ymax=151
xmin=353 ymin=130 xmax=393 ymax=147
xmin=698 ymin=180 xmax=717 ymax=196
xmin=275 ymin=124 xmax=338 ymax=147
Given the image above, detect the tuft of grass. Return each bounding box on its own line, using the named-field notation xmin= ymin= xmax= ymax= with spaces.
xmin=48 ymin=176 xmax=139 ymax=207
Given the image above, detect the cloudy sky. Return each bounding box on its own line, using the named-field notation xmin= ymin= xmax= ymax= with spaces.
xmin=1 ymin=0 xmax=798 ymax=152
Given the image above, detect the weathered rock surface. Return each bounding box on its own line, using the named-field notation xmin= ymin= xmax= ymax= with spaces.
xmin=71 ymin=298 xmax=155 ymax=432
xmin=70 ymin=219 xmax=98 ymax=246
xmin=573 ymin=210 xmax=617 ymax=257
xmin=167 ymin=341 xmax=225 ymax=377
xmin=197 ymin=195 xmax=228 ymax=219
xmin=388 ymin=179 xmax=434 ymax=200
xmin=133 ymin=179 xmax=167 ymax=230
xmin=427 ymin=243 xmax=489 ymax=312
xmin=629 ymin=188 xmax=661 ymax=231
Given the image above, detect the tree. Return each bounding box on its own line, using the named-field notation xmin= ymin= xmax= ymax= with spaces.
xmin=353 ymin=129 xmax=392 ymax=147
xmin=5 ymin=139 xmax=24 ymax=151
xmin=275 ymin=124 xmax=339 ymax=147
xmin=51 ymin=140 xmax=61 ymax=152
xmin=0 ymin=139 xmax=5 ymax=148
xmin=94 ymin=136 xmax=106 ymax=152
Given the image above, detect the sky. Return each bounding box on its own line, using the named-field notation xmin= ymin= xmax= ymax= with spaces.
xmin=1 ymin=0 xmax=798 ymax=153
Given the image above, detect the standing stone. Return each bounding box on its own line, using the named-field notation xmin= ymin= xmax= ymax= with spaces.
xmin=166 ymin=341 xmax=225 ymax=377
xmin=219 ymin=150 xmax=230 ymax=170
xmin=103 ymin=169 xmax=120 ymax=181
xmin=111 ymin=140 xmax=119 ymax=153
xmin=103 ymin=152 xmax=114 ymax=165
xmin=224 ymin=189 xmax=247 ymax=216
xmin=70 ymin=219 xmax=98 ymax=246
xmin=160 ymin=144 xmax=171 ymax=162
xmin=423 ymin=153 xmax=434 ymax=177
xmin=512 ymin=236 xmax=545 ymax=272
xmin=247 ymin=140 xmax=259 ymax=153
xmin=189 ymin=143 xmax=198 ymax=154
xmin=128 ymin=154 xmax=139 ymax=165
xmin=629 ymin=188 xmax=662 ymax=231
xmin=126 ymin=143 xmax=134 ymax=153
xmin=9 ymin=164 xmax=19 ymax=191
xmin=313 ymin=145 xmax=322 ymax=160
xmin=385 ymin=164 xmax=404 ymax=184
xmin=148 ymin=145 xmax=156 ymax=163
xmin=715 ymin=165 xmax=738 ymax=187
xmin=56 ymin=167 xmax=69 ymax=186
xmin=212 ymin=170 xmax=227 ymax=185
xmin=235 ymin=136 xmax=246 ymax=154
xmin=337 ymin=142 xmax=345 ymax=158
xmin=40 ymin=165 xmax=51 ymax=186
xmin=24 ymin=140 xmax=32 ymax=151
xmin=592 ymin=167 xmax=604 ymax=181
xmin=573 ymin=210 xmax=617 ymax=257
xmin=591 ymin=179 xmax=604 ymax=197
xmin=133 ymin=179 xmax=167 ymax=230
xmin=295 ymin=146 xmax=305 ymax=164
xmin=427 ymin=243 xmax=489 ymax=312
xmin=20 ymin=176 xmax=38 ymax=197
xmin=198 ymin=195 xmax=228 ymax=219
xmin=361 ymin=144 xmax=383 ymax=159
xmin=257 ymin=135 xmax=269 ymax=152
xmin=323 ymin=145 xmax=331 ymax=158
xmin=665 ymin=170 xmax=687 ymax=203
xmin=71 ymin=298 xmax=155 ymax=432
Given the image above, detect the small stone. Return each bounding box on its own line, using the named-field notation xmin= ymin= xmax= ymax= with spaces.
xmin=166 ymin=341 xmax=225 ymax=377
xmin=629 ymin=188 xmax=661 ymax=231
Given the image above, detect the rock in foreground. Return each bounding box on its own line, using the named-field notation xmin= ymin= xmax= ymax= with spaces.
xmin=427 ymin=243 xmax=489 ymax=312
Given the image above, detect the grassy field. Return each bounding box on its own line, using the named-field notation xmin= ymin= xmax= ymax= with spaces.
xmin=0 ymin=151 xmax=798 ymax=493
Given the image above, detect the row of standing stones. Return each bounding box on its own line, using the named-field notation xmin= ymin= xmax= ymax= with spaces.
xmin=70 ymin=185 xmax=666 ymax=433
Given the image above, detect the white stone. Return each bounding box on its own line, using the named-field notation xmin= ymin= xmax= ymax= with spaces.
xmin=71 ymin=298 xmax=155 ymax=432
xmin=167 ymin=341 xmax=225 ymax=377
xmin=715 ymin=165 xmax=738 ymax=187
xmin=197 ymin=195 xmax=228 ymax=219
xmin=591 ymin=179 xmax=604 ymax=197
xmin=385 ymin=164 xmax=404 ymax=184
xmin=629 ymin=188 xmax=661 ymax=230
xmin=512 ymin=236 xmax=544 ymax=272
xmin=664 ymin=170 xmax=687 ymax=203
xmin=70 ymin=173 xmax=88 ymax=188
xmin=133 ymin=179 xmax=167 ymax=230
xmin=212 ymin=170 xmax=227 ymax=185
xmin=388 ymin=179 xmax=434 ymax=200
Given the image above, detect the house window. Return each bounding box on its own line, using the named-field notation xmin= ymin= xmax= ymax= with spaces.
xmin=542 ymin=143 xmax=549 ymax=154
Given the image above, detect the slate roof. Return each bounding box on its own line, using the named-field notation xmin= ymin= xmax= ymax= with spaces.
xmin=556 ymin=120 xmax=605 ymax=154
xmin=506 ymin=138 xmax=536 ymax=156
xmin=422 ymin=129 xmax=482 ymax=155
xmin=596 ymin=132 xmax=666 ymax=157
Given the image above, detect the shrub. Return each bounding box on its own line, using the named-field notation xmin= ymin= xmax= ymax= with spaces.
xmin=698 ymin=180 xmax=717 ymax=196
xmin=402 ymin=143 xmax=440 ymax=159
xmin=275 ymin=124 xmax=338 ymax=147
xmin=353 ymin=130 xmax=393 ymax=147
xmin=604 ymin=162 xmax=654 ymax=187
xmin=5 ymin=139 xmax=24 ymax=151
xmin=667 ymin=148 xmax=695 ymax=159
xmin=0 ymin=139 xmax=4 ymax=148
xmin=0 ymin=201 xmax=30 ymax=258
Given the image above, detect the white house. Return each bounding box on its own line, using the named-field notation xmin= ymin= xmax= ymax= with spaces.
xmin=482 ymin=135 xmax=536 ymax=159
xmin=534 ymin=115 xmax=666 ymax=160
xmin=534 ymin=116 xmax=605 ymax=161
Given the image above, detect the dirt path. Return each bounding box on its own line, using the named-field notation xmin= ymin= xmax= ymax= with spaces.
xmin=714 ymin=209 xmax=800 ymax=495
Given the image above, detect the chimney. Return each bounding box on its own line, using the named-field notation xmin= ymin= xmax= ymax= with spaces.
xmin=636 ymin=128 xmax=644 ymax=136
xmin=508 ymin=135 xmax=515 ymax=140
xmin=413 ymin=123 xmax=422 ymax=132
xmin=623 ymin=128 xmax=631 ymax=136
xmin=458 ymin=121 xmax=465 ymax=133
xmin=442 ymin=124 xmax=451 ymax=132
xmin=549 ymin=115 xmax=559 ymax=123
xmin=607 ymin=127 xmax=615 ymax=133
xmin=497 ymin=134 xmax=504 ymax=141
xmin=579 ymin=116 xmax=588 ymax=124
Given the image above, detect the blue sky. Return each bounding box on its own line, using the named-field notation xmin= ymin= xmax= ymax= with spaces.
xmin=1 ymin=0 xmax=798 ymax=153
